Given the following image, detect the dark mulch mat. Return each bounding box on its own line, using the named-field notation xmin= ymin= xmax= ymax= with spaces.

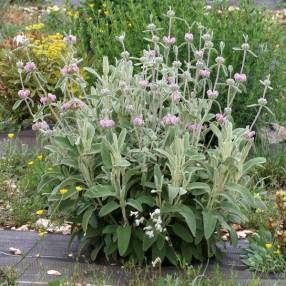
xmin=0 ymin=230 xmax=286 ymax=285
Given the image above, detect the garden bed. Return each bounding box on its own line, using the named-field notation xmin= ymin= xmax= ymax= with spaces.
xmin=2 ymin=1 xmax=286 ymax=285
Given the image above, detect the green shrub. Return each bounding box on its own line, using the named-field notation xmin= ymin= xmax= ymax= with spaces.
xmin=15 ymin=9 xmax=267 ymax=265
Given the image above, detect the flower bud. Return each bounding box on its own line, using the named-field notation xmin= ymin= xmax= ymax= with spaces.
xmin=226 ymin=78 xmax=235 ymax=86
xmin=215 ymin=56 xmax=225 ymax=64
xmin=205 ymin=41 xmax=213 ymax=49
xmin=116 ymin=34 xmax=125 ymax=43
xmin=121 ymin=51 xmax=130 ymax=60
xmin=202 ymin=33 xmax=211 ymax=41
xmin=241 ymin=43 xmax=250 ymax=50
xmin=184 ymin=33 xmax=193 ymax=43
xmin=166 ymin=9 xmax=175 ymax=17
xmin=147 ymin=23 xmax=156 ymax=31
xmin=258 ymin=97 xmax=267 ymax=106
xmin=172 ymin=60 xmax=182 ymax=68
xmin=224 ymin=107 xmax=232 ymax=114
xmin=152 ymin=35 xmax=160 ymax=43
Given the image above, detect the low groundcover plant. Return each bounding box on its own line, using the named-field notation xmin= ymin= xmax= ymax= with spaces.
xmin=13 ymin=9 xmax=268 ymax=265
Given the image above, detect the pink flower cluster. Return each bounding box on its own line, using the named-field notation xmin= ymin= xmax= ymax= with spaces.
xmin=234 ymin=73 xmax=247 ymax=82
xmin=195 ymin=50 xmax=204 ymax=59
xmin=61 ymin=99 xmax=83 ymax=111
xmin=245 ymin=130 xmax=256 ymax=139
xmin=139 ymin=79 xmax=149 ymax=89
xmin=145 ymin=50 xmax=156 ymax=58
xmin=207 ymin=89 xmax=219 ymax=99
xmin=188 ymin=123 xmax=203 ymax=133
xmin=60 ymin=63 xmax=79 ymax=75
xmin=199 ymin=69 xmax=210 ymax=78
xmin=24 ymin=62 xmax=36 ymax=73
xmin=162 ymin=114 xmax=179 ymax=126
xmin=63 ymin=34 xmax=77 ymax=44
xmin=184 ymin=33 xmax=193 ymax=43
xmin=32 ymin=120 xmax=49 ymax=131
xmin=215 ymin=113 xmax=227 ymax=125
xmin=163 ymin=36 xmax=176 ymax=46
xmin=40 ymin=93 xmax=57 ymax=105
xmin=171 ymin=90 xmax=181 ymax=103
xmin=99 ymin=119 xmax=115 ymax=129
xmin=133 ymin=116 xmax=145 ymax=127
xmin=18 ymin=89 xmax=30 ymax=99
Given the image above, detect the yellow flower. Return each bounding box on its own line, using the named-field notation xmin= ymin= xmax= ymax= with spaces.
xmin=104 ymin=10 xmax=109 ymax=16
xmin=102 ymin=2 xmax=107 ymax=8
xmin=38 ymin=229 xmax=46 ymax=238
xmin=25 ymin=22 xmax=45 ymax=31
xmin=89 ymin=3 xmax=95 ymax=8
xmin=37 ymin=155 xmax=43 ymax=160
xmin=27 ymin=161 xmax=34 ymax=166
xmin=265 ymin=243 xmax=273 ymax=249
xmin=7 ymin=133 xmax=15 ymax=139
xmin=59 ymin=188 xmax=69 ymax=195
xmin=75 ymin=186 xmax=83 ymax=192
xmin=36 ymin=210 xmax=44 ymax=215
xmin=128 ymin=22 xmax=132 ymax=27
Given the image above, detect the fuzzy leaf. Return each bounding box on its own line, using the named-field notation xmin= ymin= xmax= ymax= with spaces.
xmin=85 ymin=185 xmax=116 ymax=199
xmin=203 ymin=211 xmax=217 ymax=240
xmin=117 ymin=225 xmax=131 ymax=256
xmin=99 ymin=201 xmax=120 ymax=217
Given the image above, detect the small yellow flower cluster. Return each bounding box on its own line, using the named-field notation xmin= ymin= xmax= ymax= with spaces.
xmin=37 ymin=154 xmax=43 ymax=161
xmin=38 ymin=229 xmax=47 ymax=238
xmin=265 ymin=243 xmax=272 ymax=249
xmin=59 ymin=188 xmax=69 ymax=195
xmin=32 ymin=33 xmax=66 ymax=61
xmin=67 ymin=10 xmax=79 ymax=18
xmin=36 ymin=209 xmax=44 ymax=215
xmin=7 ymin=133 xmax=15 ymax=140
xmin=25 ymin=22 xmax=45 ymax=31
xmin=76 ymin=186 xmax=83 ymax=192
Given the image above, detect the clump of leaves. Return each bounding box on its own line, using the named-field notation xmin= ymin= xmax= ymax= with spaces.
xmin=242 ymin=227 xmax=286 ymax=273
xmin=0 ymin=267 xmax=18 ymax=286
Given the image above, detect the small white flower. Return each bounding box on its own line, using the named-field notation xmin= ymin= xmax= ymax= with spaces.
xmin=151 ymin=257 xmax=161 ymax=267
xmin=155 ymin=223 xmax=163 ymax=232
xmin=14 ymin=34 xmax=29 ymax=46
xmin=130 ymin=211 xmax=139 ymax=217
xmin=145 ymin=230 xmax=154 ymax=238
xmin=135 ymin=217 xmax=144 ymax=226
xmin=116 ymin=34 xmax=125 ymax=43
